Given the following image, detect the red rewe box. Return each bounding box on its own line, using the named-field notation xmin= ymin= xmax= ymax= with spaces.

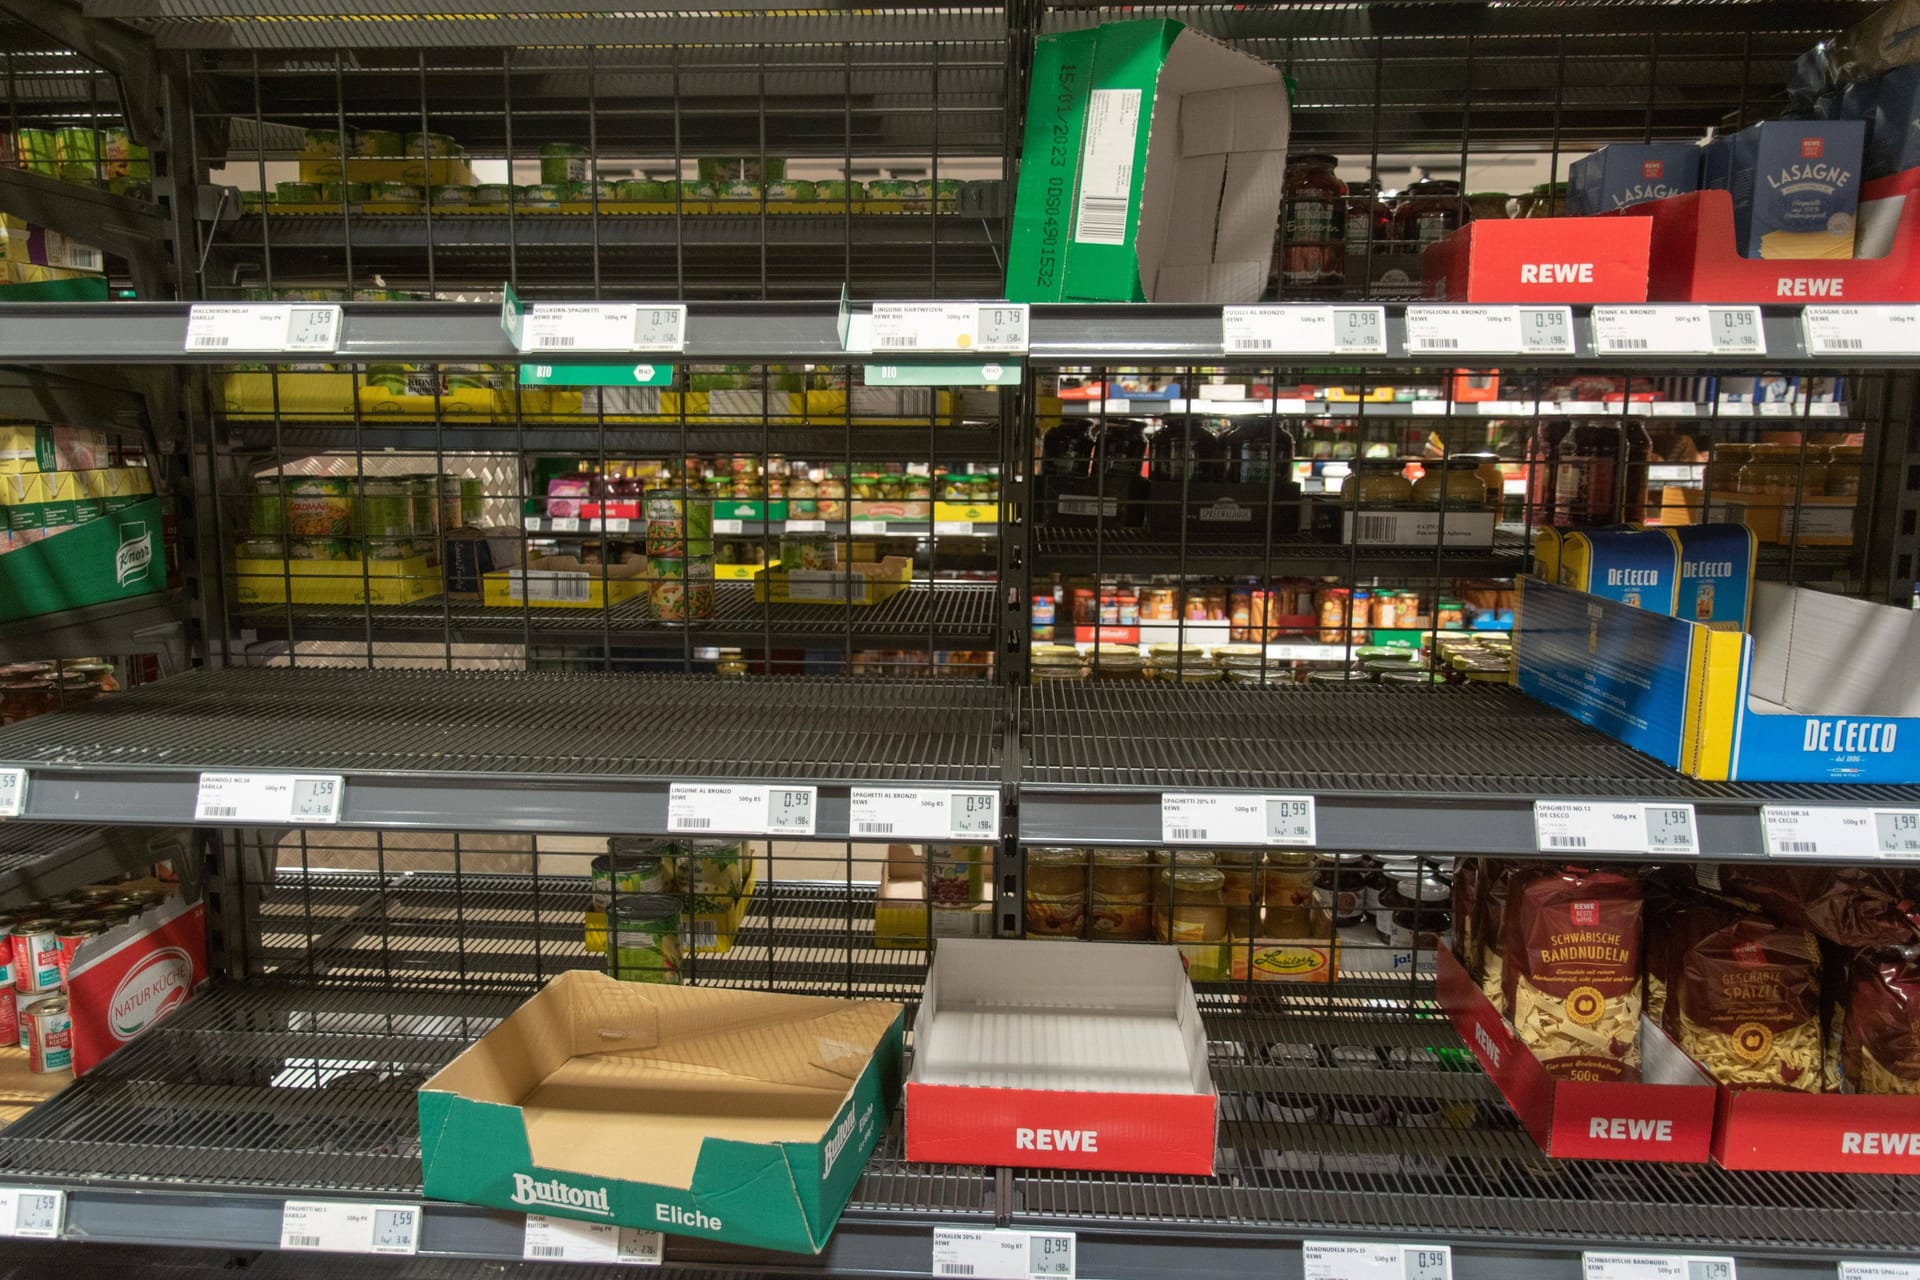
xmin=67 ymin=895 xmax=207 ymax=1077
xmin=1615 ymin=165 xmax=1920 ymax=302
xmin=1436 ymin=943 xmax=1716 ymax=1162
xmin=905 ymin=938 xmax=1217 ymax=1176
xmin=1713 ymin=1086 xmax=1920 ymax=1173
xmin=1422 ymin=216 xmax=1653 ymax=303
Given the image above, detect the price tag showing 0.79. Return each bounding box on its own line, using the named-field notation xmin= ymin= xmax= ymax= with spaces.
xmin=1303 ymin=1241 xmax=1450 ymax=1280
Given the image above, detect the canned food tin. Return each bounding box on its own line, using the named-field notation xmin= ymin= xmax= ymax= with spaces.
xmin=357 ymin=478 xmax=412 ymax=538
xmin=608 ymin=895 xmax=682 ymax=984
xmin=539 ymin=142 xmax=590 ymax=185
xmin=566 ymin=179 xmax=619 ymax=202
xmin=55 ymin=126 xmax=99 ymax=182
xmin=14 ymin=128 xmax=56 ymax=177
xmin=24 ymin=995 xmax=70 ymax=1073
xmin=354 ymin=129 xmax=404 ymax=157
xmin=814 ymin=179 xmax=862 ymax=202
xmin=678 ymin=180 xmax=717 ymax=202
xmin=12 ymin=990 xmax=33 ymax=1049
xmin=10 ymin=921 xmax=60 ymax=993
xmin=471 ymin=183 xmax=516 ymax=205
xmin=285 ymin=476 xmax=354 ymax=537
xmin=71 ymin=885 xmax=121 ymax=903
xmin=647 ymin=557 xmax=715 ymax=624
xmin=931 ymin=179 xmax=963 ymax=203
xmin=406 ymin=131 xmax=457 ymax=157
xmin=696 ymin=157 xmax=784 ymax=183
xmin=287 ymin=537 xmax=357 ymax=562
xmin=364 ymin=537 xmax=416 ymax=562
xmin=302 ymin=127 xmax=346 ymax=156
xmin=0 ymin=969 xmax=15 ymax=1047
xmin=276 ymin=180 xmax=323 ymax=204
xmin=119 ymin=890 xmax=165 ymax=911
xmin=251 ymin=476 xmax=287 ymax=536
xmin=866 ymin=180 xmax=912 ymax=200
xmin=367 ymin=181 xmax=422 ymax=203
xmin=320 ymin=181 xmax=370 ymax=204
xmin=643 ymin=489 xmax=713 ymax=557
xmin=460 ymin=477 xmax=482 ymax=524
xmin=102 ymin=128 xmax=150 ymax=182
xmin=765 ymin=180 xmax=816 ymax=202
xmin=54 ymin=919 xmax=103 ymax=987
xmin=616 ymin=179 xmax=670 ymax=201
xmin=520 ymin=183 xmax=565 ymax=208
xmin=430 ymin=184 xmax=474 ymax=206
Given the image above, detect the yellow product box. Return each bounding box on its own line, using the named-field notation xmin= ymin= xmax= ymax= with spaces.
xmin=932 ymin=500 xmax=1001 ymax=524
xmin=714 ymin=558 xmax=774 ymax=581
xmin=482 ymin=555 xmax=648 ymax=609
xmin=218 ymin=371 xmax=358 ymax=417
xmin=754 ymin=556 xmax=911 ymax=606
xmin=358 ymin=383 xmax=504 ymax=419
xmin=687 ymin=862 xmax=756 ymax=955
xmin=297 ymin=156 xmax=474 ymax=186
xmin=0 ymin=422 xmax=109 ymax=474
xmin=232 ymin=553 xmax=442 ymax=607
xmin=874 ymin=843 xmax=993 ymax=950
xmin=1230 ymin=936 xmax=1340 ymax=983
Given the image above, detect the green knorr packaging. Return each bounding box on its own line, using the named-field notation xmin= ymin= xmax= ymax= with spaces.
xmin=0 ymin=497 xmax=167 ymax=621
xmin=1005 ymin=19 xmax=1290 ymax=303
xmin=418 ymin=973 xmax=904 ymax=1254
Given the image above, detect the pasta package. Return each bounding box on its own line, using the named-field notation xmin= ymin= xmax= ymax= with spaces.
xmin=1707 ymin=864 xmax=1920 ymax=949
xmin=1502 ymin=866 xmax=1644 ymax=1082
xmin=1844 ymin=946 xmax=1920 ymax=1095
xmin=1678 ymin=914 xmax=1823 ymax=1092
xmin=1641 ymin=877 xmax=1709 ymax=1035
xmin=1476 ymin=861 xmax=1534 ymax=1015
xmin=1452 ymin=857 xmax=1480 ymax=972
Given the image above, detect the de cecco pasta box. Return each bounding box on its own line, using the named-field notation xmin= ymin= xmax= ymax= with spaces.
xmin=1557 ymin=524 xmax=1755 ymax=630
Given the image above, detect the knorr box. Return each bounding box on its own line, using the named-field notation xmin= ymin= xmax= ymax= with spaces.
xmin=1006 ymin=19 xmax=1289 ymax=303
xmin=418 ymin=973 xmax=903 ymax=1254
xmin=0 ymin=496 xmax=166 ymax=620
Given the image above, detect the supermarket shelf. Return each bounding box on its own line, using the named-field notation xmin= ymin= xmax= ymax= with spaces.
xmin=222 ymin=210 xmax=1001 ymax=250
xmin=0 ymin=166 xmax=166 ymax=258
xmin=0 ymin=668 xmax=1003 ymax=834
xmin=221 ymin=419 xmax=1004 ymax=461
xmin=0 ymin=301 xmax=1898 ymax=367
xmin=0 ymin=589 xmax=189 ymax=666
xmin=1031 ymin=525 xmax=1529 ymax=578
xmin=524 ymin=516 xmax=997 ymax=539
xmin=1061 ymin=397 xmax=1853 ymax=421
xmin=1018 ymin=682 xmax=1920 ymax=859
xmin=236 ymin=580 xmax=998 ymax=649
xmin=0 ymin=978 xmax=1911 ymax=1275
xmin=0 ymin=823 xmax=187 ymax=911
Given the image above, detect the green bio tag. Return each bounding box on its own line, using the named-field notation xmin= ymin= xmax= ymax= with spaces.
xmin=520 ymin=363 xmax=675 ymax=387
xmin=863 ymin=361 xmax=1021 ymax=387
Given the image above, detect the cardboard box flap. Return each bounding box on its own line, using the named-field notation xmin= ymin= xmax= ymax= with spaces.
xmin=1747 ymin=581 xmax=1920 ymax=718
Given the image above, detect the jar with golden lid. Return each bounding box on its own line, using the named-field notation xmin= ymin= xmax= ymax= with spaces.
xmin=1410 ymin=455 xmax=1489 ymax=511
xmin=1826 ymin=443 xmax=1863 ymax=496
xmin=1341 ymin=457 xmax=1415 ymax=509
xmin=1091 ymin=849 xmax=1153 ymax=899
xmin=1160 ymin=866 xmax=1228 ymax=943
xmin=1027 ymin=846 xmax=1088 ymax=898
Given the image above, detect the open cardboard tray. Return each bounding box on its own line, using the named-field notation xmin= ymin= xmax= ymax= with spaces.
xmin=1712 ymin=1081 xmax=1920 ymax=1173
xmin=1436 ymin=943 xmax=1717 ymax=1162
xmin=906 ymin=938 xmax=1217 ymax=1175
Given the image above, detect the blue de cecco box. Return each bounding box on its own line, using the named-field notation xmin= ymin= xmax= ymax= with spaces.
xmin=1555 ymin=524 xmax=1754 ymax=630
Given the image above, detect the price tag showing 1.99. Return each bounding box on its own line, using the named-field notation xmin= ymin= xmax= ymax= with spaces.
xmin=1875 ymin=810 xmax=1920 ymax=857
xmin=0 ymin=767 xmax=24 ymax=818
xmin=1303 ymin=1240 xmax=1451 ymax=1280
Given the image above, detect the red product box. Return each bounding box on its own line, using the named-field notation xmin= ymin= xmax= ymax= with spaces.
xmin=905 ymin=938 xmax=1217 ymax=1176
xmin=1071 ymin=624 xmax=1140 ymax=646
xmin=66 ymin=896 xmax=207 ymax=1077
xmin=1616 ymin=166 xmax=1920 ymax=303
xmin=1713 ymin=1085 xmax=1920 ymax=1173
xmin=1422 ymin=217 xmax=1653 ymax=303
xmin=1436 ymin=943 xmax=1716 ymax=1162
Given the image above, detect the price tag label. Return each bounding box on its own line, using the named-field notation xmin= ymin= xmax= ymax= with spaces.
xmin=668 ymin=783 xmax=816 ymax=836
xmin=849 ymin=520 xmax=889 ymax=535
xmin=518 ymin=304 xmax=687 ymax=353
xmin=1839 ymin=1264 xmax=1920 ymax=1280
xmin=1876 ymin=809 xmax=1920 ymax=856
xmin=932 ymin=1228 xmax=1074 ymax=1280
xmin=934 ymin=520 xmax=974 ymax=536
xmin=1762 ymin=806 xmax=1878 ymax=859
xmin=1221 ymin=305 xmax=1387 ymax=355
xmin=1161 ymin=793 xmax=1315 ymax=846
xmin=549 ymin=516 xmax=580 ymax=533
xmin=786 ymin=519 xmax=826 ymax=533
xmin=0 ymin=768 xmax=24 ymax=818
xmin=195 ymin=773 xmax=343 ymax=825
xmin=0 ymin=1188 xmax=63 ymax=1239
xmin=523 ymin=1215 xmax=663 ymax=1265
xmin=280 ymin=1200 xmax=420 ymax=1255
xmin=1803 ymin=305 xmax=1920 ymax=356
xmin=713 ymin=518 xmax=745 ymax=535
xmin=186 ymin=304 xmax=341 ymax=353
xmin=849 ymin=788 xmax=999 ymax=841
xmin=1519 ymin=305 xmax=1577 ymax=355
xmin=604 ymin=517 xmax=631 ymax=534
xmin=1406 ymin=306 xmax=1518 ymax=354
xmin=1533 ymin=802 xmax=1697 ymax=856
xmin=1708 ymin=305 xmax=1766 ymax=355
xmin=1593 ymin=306 xmax=1713 ymax=354
xmin=869 ymin=303 xmax=1028 ymax=354
xmin=1584 ymin=1254 xmax=1736 ymax=1280
xmin=1303 ymin=1240 xmax=1451 ymax=1280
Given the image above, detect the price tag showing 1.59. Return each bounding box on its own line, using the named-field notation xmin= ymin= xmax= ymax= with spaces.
xmin=195 ymin=773 xmax=343 ymax=825
xmin=848 ymin=788 xmax=999 ymax=841
xmin=667 ymin=783 xmax=816 ymax=836
xmin=1161 ymin=794 xmax=1315 ymax=846
xmin=280 ymin=1200 xmax=419 ymax=1255
xmin=523 ymin=1215 xmax=663 ymax=1265
xmin=932 ymin=1228 xmax=1074 ymax=1280
xmin=1583 ymin=1254 xmax=1735 ymax=1280
xmin=0 ymin=767 xmax=24 ymax=818
xmin=0 ymin=1188 xmax=63 ymax=1239
xmin=1303 ymin=1240 xmax=1451 ymax=1280
xmin=186 ymin=304 xmax=341 ymax=353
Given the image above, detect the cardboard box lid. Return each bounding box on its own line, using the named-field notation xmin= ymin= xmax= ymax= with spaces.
xmin=422 ymin=973 xmax=901 ymax=1189
xmin=1747 ymin=581 xmax=1920 ymax=718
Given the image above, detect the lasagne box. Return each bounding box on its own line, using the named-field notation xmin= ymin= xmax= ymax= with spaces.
xmin=418 ymin=974 xmax=904 ymax=1254
xmin=905 ymin=938 xmax=1217 ymax=1175
xmin=1727 ymin=120 xmax=1865 ymax=259
xmin=1568 ymin=143 xmax=1702 ymax=215
xmin=1006 ymin=19 xmax=1289 ymax=303
xmin=1437 ymin=944 xmax=1716 ymax=1162
xmin=1516 ymin=577 xmax=1920 ymax=782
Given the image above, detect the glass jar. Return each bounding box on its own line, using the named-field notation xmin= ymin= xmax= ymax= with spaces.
xmin=1340 ymin=457 xmax=1415 ymax=509
xmin=1436 ymin=597 xmax=1466 ymax=630
xmin=1826 ymin=443 xmax=1863 ymax=496
xmin=1161 ymin=867 xmax=1228 ymax=944
xmin=1466 ymin=191 xmax=1511 ymax=222
xmin=1279 ymin=153 xmax=1347 ymax=295
xmin=939 ymin=474 xmax=968 ymax=502
xmin=906 ymin=475 xmax=932 ymax=501
xmin=1553 ymin=417 xmax=1653 ymax=527
xmin=1312 ymin=868 xmax=1368 ymax=927
xmin=1089 ymin=891 xmax=1152 ymax=941
xmin=815 ymin=476 xmax=847 ymax=520
xmin=850 ymin=473 xmax=881 ymax=502
xmin=1524 ymin=181 xmax=1568 ymax=217
xmin=1317 ymin=587 xmax=1352 ymax=644
xmin=1342 ymin=179 xmax=1388 ymax=260
xmin=1027 ymin=846 xmax=1089 ymax=897
xmin=1410 ymin=454 xmax=1490 ymax=510
xmin=1390 ymin=178 xmax=1462 ymax=250
xmin=788 ymin=477 xmax=819 ymax=516
xmin=1217 ymin=852 xmax=1259 ymax=938
xmin=1261 ymin=851 xmax=1318 ymax=937
xmin=1091 ymin=849 xmax=1153 ymax=899
xmin=1026 ymin=890 xmax=1087 ymax=938
xmin=1092 ymin=649 xmax=1148 ymax=680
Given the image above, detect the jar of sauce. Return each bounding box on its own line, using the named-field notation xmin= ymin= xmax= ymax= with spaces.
xmin=1161 ymin=867 xmax=1228 ymax=944
xmin=1343 ymin=179 xmax=1389 ymax=261
xmin=1525 ymin=181 xmax=1568 ymax=217
xmin=1391 ymin=178 xmax=1462 ymax=250
xmin=1410 ymin=455 xmax=1490 ymax=511
xmin=1340 ymin=457 xmax=1415 ymax=509
xmin=1280 ymin=153 xmax=1347 ymax=295
xmin=1466 ymin=191 xmax=1510 ymax=222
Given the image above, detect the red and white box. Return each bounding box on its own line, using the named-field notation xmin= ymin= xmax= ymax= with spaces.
xmin=1422 ymin=216 xmax=1653 ymax=303
xmin=66 ymin=895 xmax=207 ymax=1077
xmin=1436 ymin=943 xmax=1716 ymax=1162
xmin=1713 ymin=1086 xmax=1920 ymax=1173
xmin=905 ymin=938 xmax=1217 ymax=1176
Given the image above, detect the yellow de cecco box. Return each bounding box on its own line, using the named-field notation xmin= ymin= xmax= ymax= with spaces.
xmin=1557 ymin=524 xmax=1755 ymax=630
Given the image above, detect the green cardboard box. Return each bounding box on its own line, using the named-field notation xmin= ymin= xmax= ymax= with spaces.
xmin=1006 ymin=19 xmax=1289 ymax=303
xmin=418 ymin=973 xmax=904 ymax=1255
xmin=0 ymin=497 xmax=167 ymax=620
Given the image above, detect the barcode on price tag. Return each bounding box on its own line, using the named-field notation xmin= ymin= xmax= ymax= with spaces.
xmin=0 ymin=768 xmax=24 ymax=818
xmin=1761 ymin=806 xmax=1877 ymax=859
xmin=1803 ymin=305 xmax=1920 ymax=356
xmin=517 ymin=304 xmax=687 ymax=353
xmin=1162 ymin=793 xmax=1315 ymax=846
xmin=668 ymin=783 xmax=817 ymax=836
xmin=849 ymin=788 xmax=999 ymax=840
xmin=1406 ymin=306 xmax=1518 ymax=354
xmin=1584 ymin=1253 xmax=1736 ymax=1280
xmin=1303 ymin=1240 xmax=1451 ymax=1280
xmin=523 ymin=1214 xmax=663 ymax=1265
xmin=280 ymin=1200 xmax=419 ymax=1255
xmin=1533 ymin=802 xmax=1697 ymax=856
xmin=850 ymin=520 xmax=889 ymax=535
xmin=1839 ymin=1262 xmax=1920 ymax=1280
xmin=1592 ymin=306 xmax=1711 ymax=354
xmin=195 ymin=773 xmax=343 ymax=825
xmin=1221 ymin=305 xmax=1387 ymax=355
xmin=186 ymin=304 xmax=341 ymax=353
xmin=868 ymin=303 xmax=1028 ymax=354
xmin=932 ymin=1227 xmax=1074 ymax=1279
xmin=0 ymin=1188 xmax=63 ymax=1239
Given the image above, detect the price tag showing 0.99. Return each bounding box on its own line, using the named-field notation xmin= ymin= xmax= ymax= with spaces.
xmin=932 ymin=1228 xmax=1074 ymax=1280
xmin=848 ymin=788 xmax=999 ymax=841
xmin=667 ymin=783 xmax=817 ymax=836
xmin=1519 ymin=305 xmax=1576 ymax=355
xmin=1303 ymin=1240 xmax=1451 ymax=1280
xmin=1221 ymin=305 xmax=1386 ymax=355
xmin=1161 ymin=794 xmax=1315 ymax=846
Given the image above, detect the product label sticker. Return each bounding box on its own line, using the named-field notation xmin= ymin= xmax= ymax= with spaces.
xmin=1073 ymin=87 xmax=1140 ymax=246
xmin=667 ymin=783 xmax=816 ymax=836
xmin=1303 ymin=1240 xmax=1451 ymax=1280
xmin=523 ymin=1215 xmax=663 ymax=1265
xmin=1803 ymin=305 xmax=1920 ymax=356
xmin=1583 ymin=1254 xmax=1735 ymax=1280
xmin=1222 ymin=305 xmax=1388 ymax=355
xmin=849 ymin=520 xmax=889 ymax=536
xmin=1406 ymin=306 xmax=1518 ymax=354
xmin=280 ymin=1200 xmax=419 ymax=1255
xmin=850 ymin=788 xmax=999 ymax=841
xmin=1593 ymin=305 xmax=1714 ymax=354
xmin=1761 ymin=806 xmax=1878 ymax=859
xmin=1707 ymin=305 xmax=1765 ymax=355
xmin=1533 ymin=802 xmax=1697 ymax=856
xmin=1162 ymin=793 xmax=1315 ymax=846
xmin=1839 ymin=1263 xmax=1920 ymax=1280
xmin=712 ymin=519 xmax=745 ymax=535
xmin=186 ymin=304 xmax=341 ymax=353
xmin=868 ymin=303 xmax=1029 ymax=354
xmin=0 ymin=1189 xmax=62 ymax=1239
xmin=517 ymin=304 xmax=686 ymax=353
xmin=934 ymin=520 xmax=975 ymax=536
xmin=932 ymin=1228 xmax=1074 ymax=1280
xmin=195 ymin=773 xmax=343 ymax=825
xmin=0 ymin=767 xmax=24 ymax=818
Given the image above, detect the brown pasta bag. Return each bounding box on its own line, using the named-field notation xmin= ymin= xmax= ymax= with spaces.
xmin=1844 ymin=945 xmax=1920 ymax=1095
xmin=1678 ymin=912 xmax=1823 ymax=1092
xmin=1501 ymin=865 xmax=1643 ymax=1082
